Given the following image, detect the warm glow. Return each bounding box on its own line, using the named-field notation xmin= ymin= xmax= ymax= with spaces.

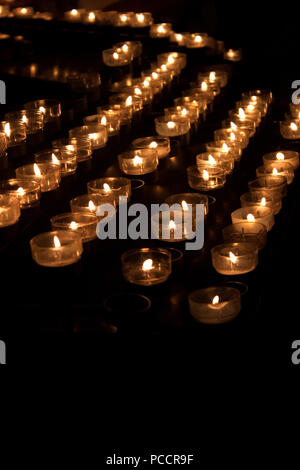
xmin=290 ymin=122 xmax=298 ymax=131
xmin=71 ymin=9 xmax=78 ymax=16
xmin=167 ymin=56 xmax=175 ymax=65
xmin=51 ymin=153 xmax=60 ymax=165
xmin=238 ymin=108 xmax=246 ymax=120
xmin=22 ymin=114 xmax=28 ymax=124
xmin=4 ymin=122 xmax=10 ymax=138
xmin=209 ymin=71 xmax=216 ymax=81
xmin=120 ymin=14 xmax=127 ymax=22
xmin=88 ymin=200 xmax=96 ymax=211
xmin=17 ymin=187 xmax=25 ymax=196
xmin=181 ymin=108 xmax=188 ymax=116
xmin=125 ymin=96 xmax=132 ymax=107
xmin=133 ymin=155 xmax=143 ymax=166
xmin=195 ymin=35 xmax=202 ymax=43
xmin=229 ymin=251 xmax=237 ymax=263
xmin=230 ymin=132 xmax=236 ymax=141
xmin=251 ymin=95 xmax=257 ymax=102
xmin=247 ymin=213 xmax=255 ymax=222
xmin=21 ymin=8 xmax=27 ymax=14
xmin=70 ymin=221 xmax=79 ymax=230
xmin=142 ymin=258 xmax=153 ymax=271
xmin=53 ymin=236 xmax=61 ymax=248
xmin=100 ymin=116 xmax=107 ymax=126
xmin=276 ymin=152 xmax=285 ymax=160
xmin=103 ymin=183 xmax=111 ymax=193
xmin=167 ymin=121 xmax=176 ymax=129
xmin=137 ymin=13 xmax=144 ymax=22
xmin=222 ymin=143 xmax=229 ymax=152
xmin=181 ymin=200 xmax=188 ymax=211
xmin=152 ymin=72 xmax=159 ymax=79
xmin=176 ymin=34 xmax=183 ymax=42
xmin=161 ymin=64 xmax=167 ymax=71
xmin=230 ymin=121 xmax=237 ymax=131
xmin=212 ymin=295 xmax=219 ymax=305
xmin=169 ymin=220 xmax=176 ymax=230
xmin=157 ymin=25 xmax=166 ymax=33
xmin=33 ymin=163 xmax=41 ymax=177
xmin=88 ymin=12 xmax=95 ymax=21
xmin=272 ymin=168 xmax=278 ymax=175
xmin=201 ymin=81 xmax=208 ymax=92
xmin=208 ymin=154 xmax=216 ymax=165
xmin=113 ymin=52 xmax=119 ymax=60
xmin=89 ymin=133 xmax=98 ymax=141
xmin=203 ymin=169 xmax=209 ymax=181
xmin=143 ymin=80 xmax=150 ymax=87
xmin=149 ymin=141 xmax=158 ymax=149
xmin=134 ymin=87 xmax=142 ymax=95
xmin=247 ymin=104 xmax=255 ymax=111
xmin=39 ymin=106 xmax=46 ymax=114
xmin=260 ymin=197 xmax=266 ymax=206
xmin=122 ymin=44 xmax=129 ymax=52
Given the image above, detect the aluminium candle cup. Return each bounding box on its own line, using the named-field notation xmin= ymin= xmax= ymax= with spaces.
xmin=187 ymin=165 xmax=226 ymax=191
xmin=231 ymin=206 xmax=274 ymax=232
xmin=263 ymin=150 xmax=299 ymax=171
xmin=130 ymin=12 xmax=153 ymax=28
xmin=70 ymin=193 xmax=115 ymax=216
xmin=211 ymin=242 xmax=258 ymax=275
xmin=34 ymin=149 xmax=77 ymax=177
xmin=223 ymin=48 xmax=242 ymax=62
xmin=69 ymin=125 xmax=108 ymax=150
xmin=16 ymin=163 xmax=61 ymax=192
xmin=102 ymin=48 xmax=133 ymax=67
xmin=12 ymin=7 xmax=34 ymax=18
xmin=248 ymin=176 xmax=287 ymax=198
xmin=0 ymin=195 xmax=21 ymax=228
xmin=118 ymin=149 xmax=158 ymax=176
xmin=222 ymin=222 xmax=267 ymax=250
xmin=30 ymin=230 xmax=83 ymax=267
xmin=280 ymin=120 xmax=300 ymax=139
xmin=256 ymin=163 xmax=294 ymax=185
xmin=53 ymin=137 xmax=92 ymax=163
xmin=165 ymin=193 xmax=209 ymax=217
xmin=24 ymin=99 xmax=61 ymax=123
xmin=184 ymin=33 xmax=208 ymax=48
xmin=155 ymin=116 xmax=190 ymax=137
xmin=214 ymin=128 xmax=249 ymax=149
xmin=0 ymin=120 xmax=26 ymax=147
xmin=87 ymin=177 xmax=131 ymax=205
xmin=50 ymin=212 xmax=98 ymax=243
xmin=150 ymin=23 xmax=172 ymax=38
xmin=0 ymin=178 xmax=41 ymax=208
xmin=205 ymin=141 xmax=242 ymax=161
xmin=83 ymin=114 xmax=120 ymax=137
xmin=121 ymin=248 xmax=172 ymax=286
xmin=188 ymin=286 xmax=241 ymax=324
xmin=131 ymin=137 xmax=170 ymax=159
xmin=221 ymin=118 xmax=256 ymax=138
xmin=240 ymin=191 xmax=282 ymax=215
xmin=196 ymin=152 xmax=234 ymax=175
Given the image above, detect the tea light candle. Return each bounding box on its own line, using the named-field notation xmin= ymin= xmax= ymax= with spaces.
xmin=184 ymin=33 xmax=208 ymax=48
xmin=196 ymin=152 xmax=234 ymax=175
xmin=238 ymin=97 xmax=268 ymax=117
xmin=118 ymin=149 xmax=158 ymax=175
xmin=112 ymin=12 xmax=134 ymax=27
xmin=205 ymin=141 xmax=242 ymax=161
xmin=248 ymin=176 xmax=287 ymax=198
xmin=211 ymin=242 xmax=258 ymax=275
xmin=84 ymin=114 xmax=120 ymax=137
xmin=155 ymin=116 xmax=190 ymax=137
xmin=102 ymin=48 xmax=133 ymax=67
xmin=222 ymin=222 xmax=267 ymax=250
xmin=0 ymin=131 xmax=8 ymax=157
xmin=165 ymin=193 xmax=209 ymax=216
xmin=174 ymin=96 xmax=207 ymax=116
xmin=87 ymin=177 xmax=131 ymax=205
xmin=109 ymin=93 xmax=143 ymax=113
xmin=151 ymin=207 xmax=195 ymax=242
xmin=150 ymin=23 xmax=172 ymax=38
xmin=30 ymin=231 xmax=83 ymax=267
xmin=280 ymin=120 xmax=300 ymax=139
xmin=231 ymin=206 xmax=274 ymax=232
xmin=223 ymin=48 xmax=242 ymax=62
xmin=187 ymin=165 xmax=226 ymax=191
xmin=16 ymin=163 xmax=61 ymax=192
xmin=0 ymin=178 xmax=41 ymax=208
xmin=5 ymin=109 xmax=44 ymax=135
xmin=69 ymin=125 xmax=108 ymax=150
xmin=0 ymin=195 xmax=20 ymax=228
xmin=54 ymin=137 xmax=92 ymax=163
xmin=157 ymin=52 xmax=186 ymax=71
xmin=242 ymin=89 xmax=272 ymax=105
xmin=256 ymin=163 xmax=294 ymax=185
xmin=240 ymin=191 xmax=281 ymax=215
xmin=131 ymin=136 xmax=170 ymax=159
xmin=234 ymin=105 xmax=261 ymax=125
xmin=222 ymin=119 xmax=256 ymax=138
xmin=263 ymin=150 xmax=299 ymax=171
xmin=130 ymin=12 xmax=153 ymax=27
xmin=97 ymin=105 xmax=132 ymax=126
xmin=198 ymin=70 xmax=228 ymax=88
xmin=164 ymin=106 xmax=199 ymax=124
xmin=70 ymin=193 xmax=115 ymax=215
xmin=214 ymin=128 xmax=249 ymax=149
xmin=25 ymin=99 xmax=61 ymax=123
xmin=228 ymin=107 xmax=260 ymax=127
xmin=188 ymin=286 xmax=241 ymax=324
xmin=34 ymin=149 xmax=77 ymax=177
xmin=33 ymin=11 xmax=53 ymax=21
xmin=51 ymin=212 xmax=98 ymax=243
xmin=64 ymin=9 xmax=82 ymax=22
xmin=13 ymin=7 xmax=34 ymax=18
xmin=121 ymin=248 xmax=172 ymax=286
xmin=0 ymin=120 xmax=26 ymax=147
xmin=169 ymin=32 xmax=186 ymax=46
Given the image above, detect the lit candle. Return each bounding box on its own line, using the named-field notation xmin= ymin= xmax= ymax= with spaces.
xmin=0 ymin=178 xmax=41 ymax=208
xmin=263 ymin=150 xmax=299 ymax=170
xmin=70 ymin=193 xmax=115 ymax=216
xmin=131 ymin=136 xmax=170 ymax=159
xmin=150 ymin=23 xmax=172 ymax=38
xmin=196 ymin=152 xmax=234 ymax=175
xmin=231 ymin=206 xmax=274 ymax=231
xmin=30 ymin=231 xmax=83 ymax=267
xmin=240 ymin=191 xmax=282 ymax=215
xmin=102 ymin=48 xmax=133 ymax=67
xmin=211 ymin=242 xmax=258 ymax=275
xmin=64 ymin=9 xmax=81 ymax=22
xmin=118 ymin=149 xmax=158 ymax=175
xmin=184 ymin=33 xmax=208 ymax=48
xmin=155 ymin=116 xmax=190 ymax=137
xmin=256 ymin=163 xmax=294 ymax=185
xmin=121 ymin=248 xmax=172 ymax=286
xmin=280 ymin=119 xmax=300 ymax=139
xmin=0 ymin=195 xmax=20 ymax=228
xmin=205 ymin=141 xmax=242 ymax=161
xmin=188 ymin=286 xmax=242 ymax=324
xmin=50 ymin=212 xmax=98 ymax=243
xmin=34 ymin=149 xmax=77 ymax=176
xmin=13 ymin=7 xmax=34 ymax=19
xmin=87 ymin=177 xmax=131 ymax=205
xmin=130 ymin=12 xmax=153 ymax=27
xmin=69 ymin=125 xmax=108 ymax=150
xmin=222 ymin=222 xmax=267 ymax=250
xmin=16 ymin=163 xmax=61 ymax=192
xmin=223 ymin=48 xmax=242 ymax=62
xmin=187 ymin=165 xmax=226 ymax=191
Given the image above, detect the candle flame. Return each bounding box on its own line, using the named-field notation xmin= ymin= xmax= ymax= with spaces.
xmin=222 ymin=143 xmax=229 ymax=152
xmin=201 ymin=81 xmax=208 ymax=92
xmin=238 ymin=108 xmax=246 ymax=120
xmin=260 ymin=197 xmax=266 ymax=206
xmin=195 ymin=35 xmax=202 ymax=43
xmin=176 ymin=34 xmax=183 ymax=41
xmin=120 ymin=14 xmax=127 ymax=22
xmin=229 ymin=251 xmax=237 ymax=263
xmin=4 ymin=122 xmax=10 ymax=138
xmin=51 ymin=153 xmax=60 ymax=165
xmin=209 ymin=71 xmax=216 ymax=81
xmin=181 ymin=200 xmax=188 ymax=210
xmin=33 ymin=163 xmax=41 ymax=177
xmin=161 ymin=64 xmax=167 ymax=71
xmin=276 ymin=152 xmax=284 ymax=160
xmin=169 ymin=220 xmax=176 ymax=230
xmin=291 ymin=122 xmax=298 ymax=131
xmin=149 ymin=141 xmax=158 ymax=149
xmin=142 ymin=258 xmax=153 ymax=271
xmin=88 ymin=12 xmax=95 ymax=21
xmin=203 ymin=169 xmax=209 ymax=181
xmin=230 ymin=132 xmax=236 ymax=141
xmin=53 ymin=235 xmax=61 ymax=248
xmin=89 ymin=133 xmax=98 ymax=141
xmin=100 ymin=116 xmax=107 ymax=126
xmin=272 ymin=168 xmax=278 ymax=175
xmin=247 ymin=213 xmax=255 ymax=222
xmin=247 ymin=104 xmax=255 ymax=111
xmin=251 ymin=95 xmax=257 ymax=102
xmin=71 ymin=9 xmax=78 ymax=16
xmin=167 ymin=121 xmax=176 ymax=129
xmin=152 ymin=72 xmax=158 ymax=79
xmin=88 ymin=200 xmax=96 ymax=211
xmin=157 ymin=25 xmax=166 ymax=33
xmin=134 ymin=87 xmax=142 ymax=95
xmin=122 ymin=44 xmax=129 ymax=53
xmin=21 ymin=8 xmax=27 ymax=14
xmin=137 ymin=13 xmax=144 ymax=22
xmin=125 ymin=96 xmax=132 ymax=107
xmin=181 ymin=108 xmax=188 ymax=116
xmin=113 ymin=52 xmax=119 ymax=60
xmin=22 ymin=114 xmax=28 ymax=124
xmin=103 ymin=183 xmax=111 ymax=192
xmin=143 ymin=79 xmax=150 ymax=87
xmin=70 ymin=221 xmax=78 ymax=230
xmin=208 ymin=154 xmax=217 ymax=165
xmin=39 ymin=106 xmax=46 ymax=115
xmin=230 ymin=121 xmax=237 ymax=131
xmin=133 ymin=155 xmax=143 ymax=166
xmin=212 ymin=295 xmax=219 ymax=305
xmin=17 ymin=187 xmax=25 ymax=196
